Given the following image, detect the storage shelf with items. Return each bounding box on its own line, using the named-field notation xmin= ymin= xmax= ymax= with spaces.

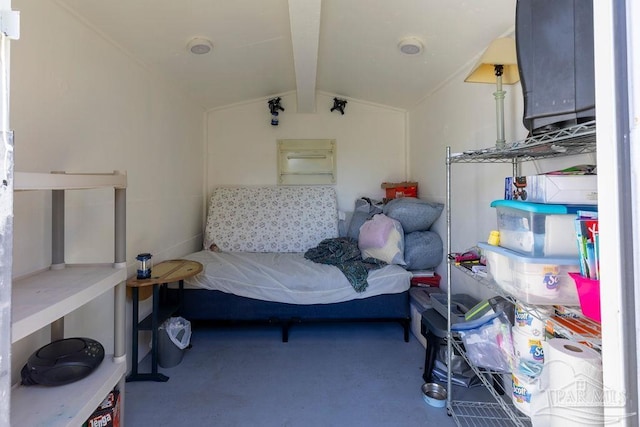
xmin=451 ymin=260 xmax=602 ymax=351
xmin=449 ymin=338 xmax=531 ymax=427
xmin=10 ymin=171 xmax=127 ymax=427
xmin=445 ymin=121 xmax=599 ymax=426
xmin=448 ymin=120 xmax=595 ymax=164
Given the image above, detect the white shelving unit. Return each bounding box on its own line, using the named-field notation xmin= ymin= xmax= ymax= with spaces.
xmin=445 ymin=122 xmax=599 ymax=427
xmin=10 ymin=171 xmax=127 ymax=427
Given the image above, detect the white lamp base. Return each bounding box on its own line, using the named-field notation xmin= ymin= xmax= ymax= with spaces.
xmin=494 ymin=74 xmax=506 ymax=150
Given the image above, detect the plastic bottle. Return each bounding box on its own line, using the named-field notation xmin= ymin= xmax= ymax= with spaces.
xmin=488 ymin=230 xmax=500 ymax=246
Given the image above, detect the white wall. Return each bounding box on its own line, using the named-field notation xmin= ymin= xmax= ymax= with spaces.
xmin=408 ymin=54 xmax=595 ymax=299
xmin=207 ymin=92 xmax=408 ymax=212
xmin=10 ymin=0 xmax=205 ymax=383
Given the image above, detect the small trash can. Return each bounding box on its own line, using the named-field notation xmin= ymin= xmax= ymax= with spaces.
xmin=157 ymin=317 xmax=191 ymax=368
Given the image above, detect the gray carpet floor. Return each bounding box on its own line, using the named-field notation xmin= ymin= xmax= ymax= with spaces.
xmin=124 ymin=322 xmax=486 ymax=426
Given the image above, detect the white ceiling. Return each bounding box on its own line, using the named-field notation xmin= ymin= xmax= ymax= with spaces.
xmin=56 ymin=0 xmax=516 ymax=112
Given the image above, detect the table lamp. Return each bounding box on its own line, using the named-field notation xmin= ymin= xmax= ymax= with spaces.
xmin=465 ymin=37 xmax=520 ymax=149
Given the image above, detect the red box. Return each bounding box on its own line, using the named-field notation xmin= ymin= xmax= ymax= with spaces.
xmin=381 ymin=182 xmax=418 ymax=199
xmin=84 ymin=389 xmax=120 ymax=427
xmin=410 ymin=273 xmax=441 ymax=287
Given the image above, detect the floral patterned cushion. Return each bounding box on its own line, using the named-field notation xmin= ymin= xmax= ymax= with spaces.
xmin=204 ymin=186 xmax=339 ymax=253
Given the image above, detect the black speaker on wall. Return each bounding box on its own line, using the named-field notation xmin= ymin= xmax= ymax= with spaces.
xmin=516 ymin=0 xmax=595 ymax=135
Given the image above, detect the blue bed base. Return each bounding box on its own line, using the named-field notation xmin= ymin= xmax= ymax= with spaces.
xmin=175 ymin=289 xmax=411 ymax=342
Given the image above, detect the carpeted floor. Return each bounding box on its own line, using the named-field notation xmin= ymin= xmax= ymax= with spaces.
xmin=124 ymin=321 xmax=486 ymax=426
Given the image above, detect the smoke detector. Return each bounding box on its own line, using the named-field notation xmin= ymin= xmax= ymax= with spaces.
xmin=398 ymin=37 xmax=424 ymax=55
xmin=187 ymin=38 xmax=213 ymax=55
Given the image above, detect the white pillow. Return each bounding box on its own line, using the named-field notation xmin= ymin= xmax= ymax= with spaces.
xmin=358 ymin=214 xmax=406 ymax=265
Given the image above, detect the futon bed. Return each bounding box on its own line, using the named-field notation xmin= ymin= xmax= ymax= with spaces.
xmin=179 ymin=185 xmax=415 ymax=342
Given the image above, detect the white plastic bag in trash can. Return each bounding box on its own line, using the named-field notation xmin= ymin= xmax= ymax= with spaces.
xmin=162 ymin=317 xmax=192 ymax=350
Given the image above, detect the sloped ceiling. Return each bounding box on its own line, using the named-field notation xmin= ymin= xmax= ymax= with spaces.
xmin=56 ymin=0 xmax=516 ymax=112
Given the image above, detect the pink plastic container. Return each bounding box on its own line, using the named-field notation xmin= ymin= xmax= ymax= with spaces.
xmin=569 ymin=272 xmax=601 ymax=323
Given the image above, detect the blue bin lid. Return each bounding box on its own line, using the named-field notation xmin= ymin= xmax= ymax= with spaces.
xmin=490 ymin=199 xmax=597 ymax=215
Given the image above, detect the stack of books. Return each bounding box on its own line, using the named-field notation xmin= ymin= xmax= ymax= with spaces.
xmin=410 ymin=269 xmax=441 ymax=287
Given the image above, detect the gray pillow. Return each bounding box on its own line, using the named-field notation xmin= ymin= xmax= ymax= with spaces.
xmin=346 ymin=198 xmax=384 ymax=240
xmin=383 ymin=197 xmax=444 ymax=232
xmin=347 ymin=211 xmax=370 ymax=240
xmin=404 ymin=230 xmax=443 ymax=270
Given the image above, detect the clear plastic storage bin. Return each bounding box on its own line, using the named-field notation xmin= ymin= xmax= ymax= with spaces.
xmin=490 ymin=200 xmax=594 ymax=257
xmin=478 ymin=242 xmax=580 ymax=306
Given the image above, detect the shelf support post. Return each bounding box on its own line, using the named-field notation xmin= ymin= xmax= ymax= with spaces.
xmin=114 ymin=187 xmax=126 ymax=360
xmin=51 ymin=189 xmax=64 ymax=269
xmin=50 ymin=318 xmax=64 ymax=341
xmin=114 ymin=187 xmax=126 ymax=267
xmin=445 ymin=146 xmax=453 ymax=407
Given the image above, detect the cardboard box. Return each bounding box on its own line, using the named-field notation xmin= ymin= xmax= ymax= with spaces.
xmin=381 ymin=181 xmax=418 ymax=199
xmin=504 ymin=175 xmax=597 ymax=205
xmin=84 ymin=389 xmax=120 ymax=427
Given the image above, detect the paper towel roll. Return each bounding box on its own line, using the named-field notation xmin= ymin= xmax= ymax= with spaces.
xmin=530 ymin=389 xmax=553 ymax=427
xmin=514 ymin=303 xmax=547 ymax=337
xmin=542 ymin=338 xmax=603 ymax=427
xmin=512 ymin=371 xmax=542 ymax=416
xmin=512 ymin=327 xmax=544 ymax=364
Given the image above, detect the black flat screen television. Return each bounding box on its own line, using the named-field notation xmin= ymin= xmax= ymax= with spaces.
xmin=516 ymin=0 xmax=595 ymax=134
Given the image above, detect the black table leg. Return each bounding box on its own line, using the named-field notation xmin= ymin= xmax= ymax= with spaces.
xmin=423 ymin=332 xmax=440 ymax=383
xmin=151 ymin=283 xmax=160 ymax=374
xmin=126 ymin=284 xmax=169 ymax=382
xmin=126 ymin=288 xmax=140 ymax=381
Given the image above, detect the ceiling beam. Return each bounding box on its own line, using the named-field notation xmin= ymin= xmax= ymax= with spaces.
xmin=288 ymin=0 xmax=321 ymax=113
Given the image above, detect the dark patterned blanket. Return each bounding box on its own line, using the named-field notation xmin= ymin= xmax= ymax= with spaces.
xmin=304 ymin=237 xmax=386 ymax=292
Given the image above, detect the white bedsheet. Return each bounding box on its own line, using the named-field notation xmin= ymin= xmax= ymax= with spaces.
xmin=183 ymin=250 xmax=411 ymax=305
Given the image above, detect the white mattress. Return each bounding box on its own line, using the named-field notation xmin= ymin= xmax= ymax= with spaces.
xmin=183 ymin=250 xmax=411 ymax=305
